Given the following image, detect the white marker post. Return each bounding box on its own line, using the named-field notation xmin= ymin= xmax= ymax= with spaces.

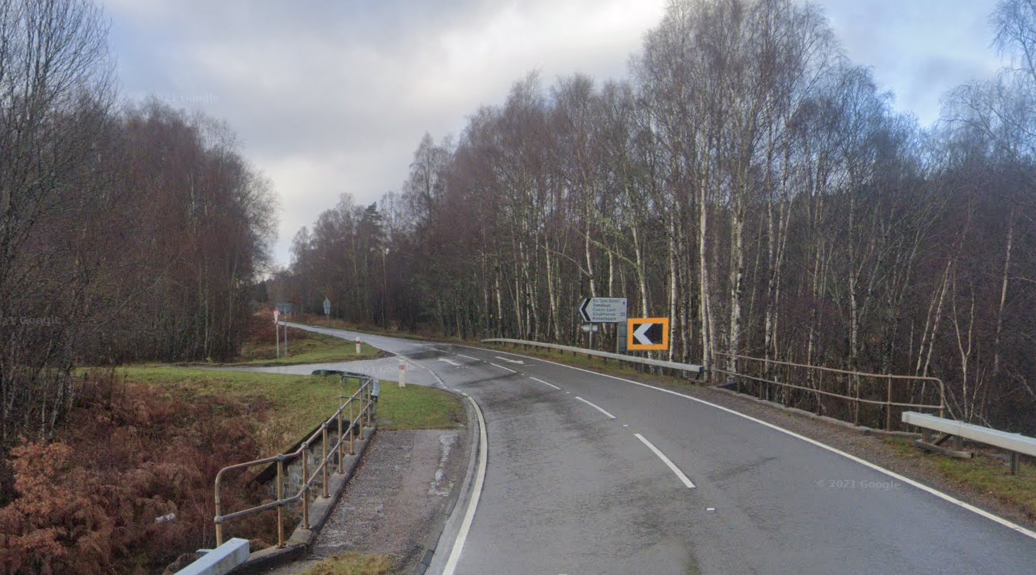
xmin=274 ymin=309 xmax=280 ymax=358
xmin=356 ymin=337 xmax=362 ymax=354
xmin=398 ymin=358 xmax=406 ymax=388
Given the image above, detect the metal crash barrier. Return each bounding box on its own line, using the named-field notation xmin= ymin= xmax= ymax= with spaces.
xmin=903 ymin=411 xmax=1036 ymax=474
xmin=481 ymin=338 xmax=705 ymax=377
xmin=213 ymin=371 xmax=376 ymax=547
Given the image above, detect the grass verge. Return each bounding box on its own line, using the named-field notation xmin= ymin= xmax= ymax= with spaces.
xmin=117 ymin=367 xmax=465 ymax=454
xmin=884 ymin=437 xmax=1036 ymax=521
xmin=301 ymin=553 xmax=394 ymax=575
xmin=232 ymin=328 xmax=383 ymax=366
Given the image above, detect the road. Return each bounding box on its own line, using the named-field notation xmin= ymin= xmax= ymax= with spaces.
xmin=278 ymin=324 xmax=1036 ymax=575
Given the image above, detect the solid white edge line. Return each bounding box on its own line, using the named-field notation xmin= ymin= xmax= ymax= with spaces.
xmin=415 ymin=358 xmax=448 ymax=387
xmin=635 ymin=433 xmax=695 ymax=488
xmin=489 ymin=362 xmax=517 ymax=374
xmin=575 ymin=396 xmax=617 ymax=419
xmin=454 ymin=344 xmax=1036 ymax=542
xmin=442 ymin=394 xmax=488 ymax=575
xmin=529 ymin=376 xmax=562 ymax=391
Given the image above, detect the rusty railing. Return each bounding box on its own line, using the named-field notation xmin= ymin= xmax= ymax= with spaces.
xmin=213 ymin=372 xmax=376 ymax=547
xmin=712 ymin=353 xmax=946 ymax=431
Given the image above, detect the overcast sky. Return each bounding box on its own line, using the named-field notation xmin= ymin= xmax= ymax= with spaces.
xmin=98 ymin=0 xmax=1008 ymax=267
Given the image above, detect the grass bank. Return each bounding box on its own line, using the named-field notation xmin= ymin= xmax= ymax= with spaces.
xmin=118 ymin=367 xmax=465 ymax=454
xmin=232 ymin=326 xmax=383 ymax=366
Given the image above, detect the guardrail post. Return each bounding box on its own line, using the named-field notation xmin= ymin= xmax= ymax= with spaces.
xmin=302 ymin=449 xmax=310 ymax=531
xmin=349 ymin=401 xmax=356 ymax=455
xmin=337 ymin=402 xmax=344 ymax=474
xmin=215 ymin=484 xmax=224 ymax=547
xmin=886 ymin=376 xmax=893 ymax=431
xmin=276 ymin=457 xmax=285 ymax=548
xmin=852 ymin=374 xmax=860 ymax=426
xmin=816 ymin=370 xmax=824 ymax=415
xmin=369 ymin=381 xmax=374 ymax=427
xmin=322 ymin=424 xmax=329 ymax=499
xmin=1011 ymin=452 xmax=1020 ymax=475
xmin=939 ymin=380 xmax=946 ymax=419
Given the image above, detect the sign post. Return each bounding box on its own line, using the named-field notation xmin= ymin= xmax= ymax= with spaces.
xmin=581 ymin=324 xmax=599 ymax=349
xmin=274 ymin=309 xmax=280 ymax=358
xmin=275 ymin=303 xmax=292 ymax=357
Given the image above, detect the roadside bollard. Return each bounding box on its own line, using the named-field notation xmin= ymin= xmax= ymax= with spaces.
xmin=399 ymin=358 xmax=406 ymax=388
xmin=356 ymin=337 xmax=361 ymax=354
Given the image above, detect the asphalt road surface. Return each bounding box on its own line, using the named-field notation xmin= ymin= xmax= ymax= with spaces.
xmin=285 ymin=325 xmax=1036 ymax=575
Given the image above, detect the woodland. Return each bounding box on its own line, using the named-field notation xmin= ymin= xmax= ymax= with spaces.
xmin=278 ymin=0 xmax=1036 ymax=433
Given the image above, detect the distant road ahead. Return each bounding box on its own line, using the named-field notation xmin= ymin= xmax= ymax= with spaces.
xmin=284 ymin=325 xmax=1036 ymax=575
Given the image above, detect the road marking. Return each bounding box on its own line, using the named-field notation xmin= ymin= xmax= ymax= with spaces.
xmin=529 ymin=376 xmax=561 ymax=390
xmin=457 ymin=354 xmax=480 ymax=361
xmin=635 ymin=433 xmax=695 ymax=488
xmin=489 ymin=362 xmax=517 ymax=374
xmin=442 ymin=394 xmax=488 ymax=575
xmin=459 ymin=344 xmax=1036 ymax=542
xmin=494 ymin=356 xmax=525 ymax=365
xmin=438 ymin=358 xmax=462 ymax=367
xmin=575 ymin=396 xmax=616 ymax=419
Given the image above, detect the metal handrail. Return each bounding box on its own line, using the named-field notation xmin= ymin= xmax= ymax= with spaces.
xmin=714 ymin=352 xmax=946 ymax=431
xmin=213 ymin=373 xmax=376 ymax=547
xmin=481 ymin=338 xmax=705 ymax=376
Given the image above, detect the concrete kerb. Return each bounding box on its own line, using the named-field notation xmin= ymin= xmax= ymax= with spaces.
xmin=228 ymin=426 xmax=377 ymax=575
xmin=414 ymin=390 xmax=481 ymax=575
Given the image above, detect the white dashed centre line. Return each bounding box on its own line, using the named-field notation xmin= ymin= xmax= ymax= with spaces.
xmin=457 ymin=354 xmax=479 ymax=361
xmin=529 ymin=376 xmax=562 ymax=390
xmin=575 ymin=396 xmax=616 ymax=419
xmin=635 ymin=433 xmax=695 ymax=488
xmin=489 ymin=362 xmax=517 ymax=373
